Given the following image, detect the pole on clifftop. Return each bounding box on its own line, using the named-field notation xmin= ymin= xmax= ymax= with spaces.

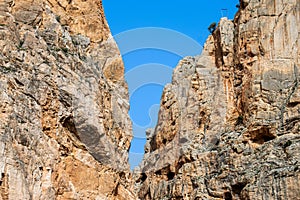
xmin=221 ymin=8 xmax=228 ymax=18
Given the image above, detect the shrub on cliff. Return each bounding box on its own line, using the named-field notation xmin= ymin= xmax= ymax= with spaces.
xmin=208 ymin=22 xmax=216 ymax=33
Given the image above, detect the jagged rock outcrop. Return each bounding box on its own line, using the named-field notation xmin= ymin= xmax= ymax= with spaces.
xmin=136 ymin=0 xmax=300 ymax=199
xmin=0 ymin=0 xmax=135 ymax=199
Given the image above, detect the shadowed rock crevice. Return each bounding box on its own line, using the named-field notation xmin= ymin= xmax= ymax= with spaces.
xmin=60 ymin=116 xmax=79 ymax=139
xmin=0 ymin=172 xmax=9 ymax=200
xmin=231 ymin=182 xmax=247 ymax=197
xmin=224 ymin=192 xmax=232 ymax=200
xmin=249 ymin=126 xmax=276 ymax=145
xmin=212 ymin=28 xmax=225 ymax=69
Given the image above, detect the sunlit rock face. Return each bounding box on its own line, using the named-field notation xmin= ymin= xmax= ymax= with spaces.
xmin=1 ymin=0 xmax=300 ymax=199
xmin=136 ymin=0 xmax=300 ymax=199
xmin=0 ymin=0 xmax=135 ymax=199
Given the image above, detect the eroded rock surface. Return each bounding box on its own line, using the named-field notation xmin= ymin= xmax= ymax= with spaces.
xmin=136 ymin=0 xmax=300 ymax=199
xmin=1 ymin=0 xmax=300 ymax=199
xmin=0 ymin=0 xmax=135 ymax=199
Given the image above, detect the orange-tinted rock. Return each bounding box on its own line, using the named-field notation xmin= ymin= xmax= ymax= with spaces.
xmin=0 ymin=0 xmax=135 ymax=199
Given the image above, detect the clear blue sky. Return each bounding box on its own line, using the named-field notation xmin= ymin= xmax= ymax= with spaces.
xmin=103 ymin=0 xmax=239 ymax=169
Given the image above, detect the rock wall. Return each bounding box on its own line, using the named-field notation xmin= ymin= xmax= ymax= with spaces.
xmin=1 ymin=0 xmax=300 ymax=199
xmin=136 ymin=0 xmax=300 ymax=199
xmin=0 ymin=0 xmax=135 ymax=199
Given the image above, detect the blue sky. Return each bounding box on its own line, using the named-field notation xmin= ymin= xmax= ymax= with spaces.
xmin=103 ymin=0 xmax=239 ymax=169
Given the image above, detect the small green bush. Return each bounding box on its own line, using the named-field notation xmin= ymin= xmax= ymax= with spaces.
xmin=55 ymin=15 xmax=61 ymax=22
xmin=236 ymin=115 xmax=244 ymax=125
xmin=283 ymin=140 xmax=292 ymax=148
xmin=208 ymin=22 xmax=217 ymax=33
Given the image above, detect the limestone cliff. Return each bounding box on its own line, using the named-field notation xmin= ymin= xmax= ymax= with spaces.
xmin=136 ymin=0 xmax=300 ymax=199
xmin=0 ymin=0 xmax=135 ymax=199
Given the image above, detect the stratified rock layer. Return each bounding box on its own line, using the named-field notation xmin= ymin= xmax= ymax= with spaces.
xmin=137 ymin=0 xmax=300 ymax=199
xmin=0 ymin=0 xmax=135 ymax=199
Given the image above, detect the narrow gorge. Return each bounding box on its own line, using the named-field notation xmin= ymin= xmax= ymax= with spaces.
xmin=0 ymin=0 xmax=299 ymax=200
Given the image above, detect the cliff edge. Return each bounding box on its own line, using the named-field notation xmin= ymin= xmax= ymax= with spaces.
xmin=136 ymin=0 xmax=300 ymax=199
xmin=0 ymin=0 xmax=135 ymax=199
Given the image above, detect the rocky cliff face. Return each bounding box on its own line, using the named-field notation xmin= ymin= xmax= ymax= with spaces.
xmin=0 ymin=0 xmax=135 ymax=199
xmin=137 ymin=0 xmax=300 ymax=199
xmin=1 ymin=0 xmax=300 ymax=199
